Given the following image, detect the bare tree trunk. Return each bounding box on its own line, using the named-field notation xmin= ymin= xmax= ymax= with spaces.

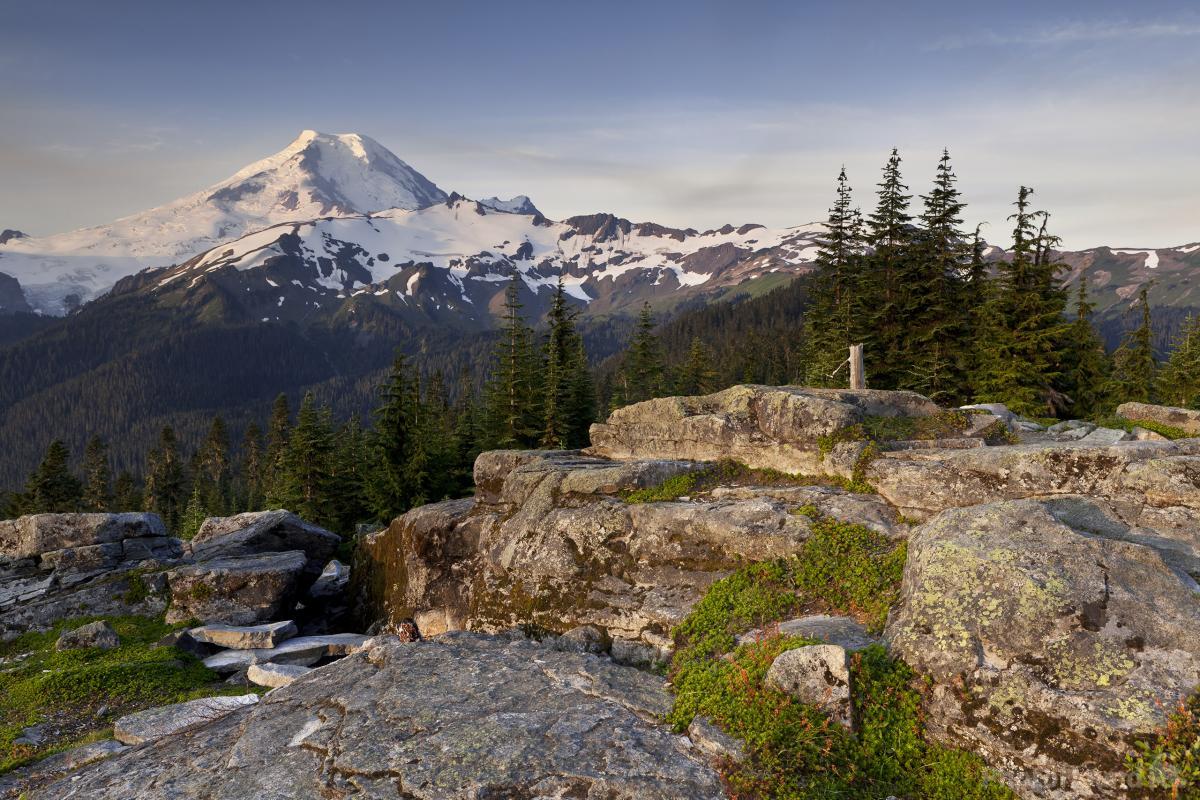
xmin=849 ymin=344 xmax=866 ymax=390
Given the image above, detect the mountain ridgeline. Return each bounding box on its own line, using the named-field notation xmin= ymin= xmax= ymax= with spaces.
xmin=0 ymin=133 xmax=1197 ymax=496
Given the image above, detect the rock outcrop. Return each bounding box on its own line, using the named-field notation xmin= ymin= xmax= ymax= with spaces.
xmin=1 ymin=513 xmax=179 ymax=639
xmin=46 ymin=632 xmax=728 ymax=799
xmin=886 ymin=497 xmax=1200 ymax=798
xmin=1117 ymin=401 xmax=1200 ymax=434
xmin=587 ymin=384 xmax=940 ymax=474
xmin=356 ymin=449 xmax=901 ymax=663
xmin=165 ymin=551 xmax=308 ymax=625
xmin=190 ymin=510 xmax=340 ymax=578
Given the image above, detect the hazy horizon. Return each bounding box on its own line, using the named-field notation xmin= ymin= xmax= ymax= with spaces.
xmin=3 ymin=0 xmax=1198 ymax=250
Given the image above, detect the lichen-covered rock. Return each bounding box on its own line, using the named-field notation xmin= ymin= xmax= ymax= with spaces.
xmin=0 ymin=513 xmax=167 ymax=560
xmin=165 ymin=551 xmax=307 ymax=625
xmin=886 ymin=498 xmax=1200 ymax=799
xmin=191 ymin=510 xmax=340 ymax=578
xmin=1117 ymin=401 xmax=1200 ymax=434
xmin=47 ymin=632 xmax=727 ymax=799
xmin=587 ymin=384 xmax=940 ymax=474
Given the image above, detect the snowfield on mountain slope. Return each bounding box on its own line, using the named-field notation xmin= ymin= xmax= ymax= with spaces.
xmin=0 ymin=131 xmax=447 ymax=314
xmin=175 ymin=197 xmax=826 ymax=301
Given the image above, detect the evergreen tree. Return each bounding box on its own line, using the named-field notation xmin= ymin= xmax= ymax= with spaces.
xmin=263 ymin=393 xmax=291 ymax=504
xmin=803 ymin=167 xmax=865 ymax=386
xmin=483 ymin=275 xmax=542 ymax=447
xmin=23 ymin=440 xmax=83 ymax=514
xmin=1062 ymin=277 xmax=1111 ymax=418
xmin=81 ymin=435 xmax=113 ymax=512
xmin=540 ymin=278 xmax=593 ymax=448
xmin=144 ymin=426 xmax=186 ymax=531
xmin=678 ymin=337 xmax=718 ymax=395
xmin=275 ymin=393 xmax=335 ymax=527
xmin=862 ymin=148 xmax=914 ymax=386
xmin=1157 ymin=314 xmax=1200 ymax=408
xmin=114 ymin=471 xmax=143 ymax=512
xmin=329 ymin=414 xmax=371 ymax=534
xmin=451 ymin=373 xmax=485 ymax=489
xmin=1108 ymin=286 xmax=1157 ymax=404
xmin=239 ymin=423 xmax=265 ymax=512
xmin=197 ymin=416 xmax=231 ymax=515
xmin=972 ymin=187 xmax=1068 ymax=415
xmin=367 ymin=352 xmax=419 ymax=522
xmin=178 ymin=482 xmax=209 ymax=540
xmin=621 ymin=302 xmax=664 ymax=403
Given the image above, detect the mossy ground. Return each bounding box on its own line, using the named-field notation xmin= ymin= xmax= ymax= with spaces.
xmin=666 ymin=512 xmax=1015 ymax=799
xmin=0 ymin=615 xmax=246 ymax=776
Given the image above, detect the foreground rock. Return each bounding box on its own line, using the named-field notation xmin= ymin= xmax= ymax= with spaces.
xmin=246 ymin=661 xmax=311 ymax=688
xmin=1118 ymin=400 xmax=1200 ymax=434
xmin=0 ymin=739 xmax=127 ymax=799
xmin=165 ymin=551 xmax=307 ymax=625
xmin=48 ymin=632 xmax=727 ymax=799
xmin=587 ymin=384 xmax=940 ymax=474
xmin=765 ymin=644 xmax=854 ymax=730
xmin=113 ymin=694 xmax=260 ymax=745
xmin=886 ymin=497 xmax=1200 ymax=799
xmin=356 ymin=450 xmax=900 ymax=662
xmin=55 ymin=620 xmax=119 ymax=650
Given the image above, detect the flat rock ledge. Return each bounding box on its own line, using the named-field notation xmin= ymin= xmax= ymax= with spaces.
xmin=46 ymin=632 xmax=727 ymax=800
xmin=113 ymin=694 xmax=260 ymax=745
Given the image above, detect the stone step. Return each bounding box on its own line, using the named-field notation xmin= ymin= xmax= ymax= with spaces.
xmin=247 ymin=662 xmax=311 ymax=688
xmin=202 ymin=633 xmax=368 ymax=673
xmin=189 ymin=620 xmax=297 ymax=650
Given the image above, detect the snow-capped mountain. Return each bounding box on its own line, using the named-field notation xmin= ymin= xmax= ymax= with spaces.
xmin=141 ymin=194 xmax=824 ymax=325
xmin=0 ymin=131 xmax=447 ymax=314
xmin=479 ymin=195 xmax=542 ymax=216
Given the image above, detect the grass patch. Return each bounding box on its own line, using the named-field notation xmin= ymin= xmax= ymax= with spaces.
xmin=667 ymin=532 xmax=1014 ymax=799
xmin=1097 ymin=415 xmax=1191 ymax=441
xmin=623 ymin=460 xmax=848 ymax=504
xmin=1126 ymin=688 xmax=1199 ymax=797
xmin=0 ymin=615 xmax=236 ymax=776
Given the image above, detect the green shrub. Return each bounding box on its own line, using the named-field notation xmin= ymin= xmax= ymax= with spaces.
xmin=1126 ymin=689 xmax=1199 ymax=797
xmin=1096 ymin=415 xmax=1191 ymax=441
xmin=793 ymin=516 xmax=906 ymax=633
xmin=623 ymin=460 xmax=845 ymax=503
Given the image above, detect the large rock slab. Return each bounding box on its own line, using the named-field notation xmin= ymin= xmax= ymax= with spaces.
xmin=586 ymin=384 xmax=940 ymax=474
xmin=191 ymin=510 xmax=340 ymax=578
xmin=886 ymin=498 xmax=1200 ymax=799
xmin=865 ymin=437 xmax=1200 ymax=519
xmin=113 ymin=694 xmax=260 ymax=745
xmin=188 ymin=620 xmax=297 ymax=650
xmin=165 ymin=550 xmax=307 ymax=625
xmin=1117 ymin=401 xmax=1200 ymax=434
xmin=201 ymin=633 xmax=369 ymax=673
xmin=47 ymin=632 xmax=727 ymax=799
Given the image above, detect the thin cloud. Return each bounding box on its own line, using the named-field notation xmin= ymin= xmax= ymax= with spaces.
xmin=930 ymin=19 xmax=1200 ymax=50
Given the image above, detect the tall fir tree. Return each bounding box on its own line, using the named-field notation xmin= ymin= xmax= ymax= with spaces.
xmin=329 ymin=414 xmax=371 ymax=534
xmin=539 ymin=278 xmax=594 ymax=448
xmin=566 ymin=335 xmax=597 ymax=447
xmin=899 ymin=149 xmax=969 ymax=401
xmin=275 ymin=393 xmax=335 ymax=527
xmin=81 ymin=435 xmax=113 ymax=512
xmin=862 ymin=148 xmax=914 ymax=386
xmin=483 ymin=275 xmax=542 ymax=447
xmin=179 ymin=482 xmax=209 ymax=540
xmin=972 ymin=187 xmax=1068 ymax=415
xmin=677 ymin=337 xmax=718 ymax=395
xmin=23 ymin=440 xmax=83 ymax=514
xmin=621 ymin=302 xmax=664 ymax=403
xmin=144 ymin=426 xmax=186 ymax=531
xmin=1061 ymin=277 xmax=1111 ymax=418
xmin=239 ymin=423 xmax=265 ymax=512
xmin=367 ymin=352 xmax=419 ymax=522
xmin=264 ymin=393 xmax=291 ymax=504
xmin=1108 ymin=285 xmax=1157 ymax=404
xmin=197 ymin=416 xmax=231 ymax=515
xmin=1157 ymin=314 xmax=1200 ymax=408
xmin=803 ymin=167 xmax=865 ymax=386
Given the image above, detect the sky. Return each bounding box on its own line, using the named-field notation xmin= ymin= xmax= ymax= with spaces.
xmin=1 ymin=0 xmax=1198 ymax=249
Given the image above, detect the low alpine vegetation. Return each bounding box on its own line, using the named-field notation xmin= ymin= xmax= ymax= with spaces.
xmin=623 ymin=459 xmax=852 ymax=504
xmin=1126 ymin=688 xmax=1199 ymax=797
